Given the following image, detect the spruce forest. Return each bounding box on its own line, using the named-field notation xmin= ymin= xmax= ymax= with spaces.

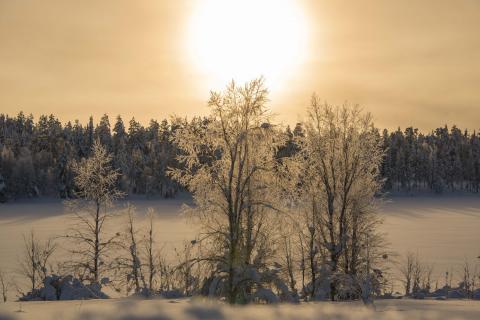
xmin=1 ymin=112 xmax=479 ymax=202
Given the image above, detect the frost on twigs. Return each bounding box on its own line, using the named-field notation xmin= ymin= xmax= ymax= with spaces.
xmin=283 ymin=97 xmax=389 ymax=303
xmin=169 ymin=78 xmax=294 ymax=304
xmin=63 ymin=140 xmax=124 ymax=286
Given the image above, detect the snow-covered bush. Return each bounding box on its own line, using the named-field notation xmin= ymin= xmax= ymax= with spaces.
xmin=19 ymin=275 xmax=108 ymax=301
xmin=201 ymin=263 xmax=297 ymax=304
xmin=19 ymin=231 xmax=56 ymax=294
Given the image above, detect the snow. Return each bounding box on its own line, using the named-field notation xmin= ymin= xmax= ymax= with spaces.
xmin=1 ymin=298 xmax=480 ymax=320
xmin=0 ymin=195 xmax=198 ymax=296
xmin=1 ymin=194 xmax=480 ymax=317
xmin=0 ymin=195 xmax=196 ymax=270
xmin=2 ymin=194 xmax=478 ymax=282
xmin=19 ymin=275 xmax=108 ymax=301
xmin=381 ymin=194 xmax=480 ymax=283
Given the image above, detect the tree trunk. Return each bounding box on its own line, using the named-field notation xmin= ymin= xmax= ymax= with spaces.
xmin=94 ymin=200 xmax=100 ymax=283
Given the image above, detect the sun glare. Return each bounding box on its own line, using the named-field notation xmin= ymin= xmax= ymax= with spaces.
xmin=187 ymin=0 xmax=308 ymax=92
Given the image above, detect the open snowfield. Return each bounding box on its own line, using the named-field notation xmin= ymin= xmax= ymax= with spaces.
xmin=1 ymin=298 xmax=480 ymax=320
xmin=0 ymin=195 xmax=198 ymax=279
xmin=1 ymin=194 xmax=479 ymax=319
xmin=381 ymin=194 xmax=480 ymax=280
xmin=1 ymin=194 xmax=479 ymax=283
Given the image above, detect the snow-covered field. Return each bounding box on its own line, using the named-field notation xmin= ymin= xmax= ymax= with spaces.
xmin=1 ymin=194 xmax=479 ymax=281
xmin=381 ymin=195 xmax=480 ymax=281
xmin=1 ymin=194 xmax=480 ymax=319
xmin=0 ymin=195 xmax=198 ymax=277
xmin=1 ymin=298 xmax=480 ymax=320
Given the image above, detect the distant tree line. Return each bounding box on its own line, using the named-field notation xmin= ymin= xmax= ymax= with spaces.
xmin=0 ymin=112 xmax=182 ymax=201
xmin=0 ymin=112 xmax=479 ymax=201
xmin=2 ymin=79 xmax=479 ymax=305
xmin=380 ymin=126 xmax=480 ymax=193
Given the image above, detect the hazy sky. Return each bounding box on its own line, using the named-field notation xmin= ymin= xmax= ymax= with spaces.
xmin=1 ymin=0 xmax=479 ymax=130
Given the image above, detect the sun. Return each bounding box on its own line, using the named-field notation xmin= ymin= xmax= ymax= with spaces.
xmin=187 ymin=0 xmax=308 ymax=92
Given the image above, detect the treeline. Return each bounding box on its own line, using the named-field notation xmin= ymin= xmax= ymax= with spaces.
xmin=0 ymin=112 xmax=181 ymax=201
xmin=2 ymin=79 xmax=479 ymax=305
xmin=381 ymin=126 xmax=480 ymax=193
xmin=0 ymin=112 xmax=479 ymax=201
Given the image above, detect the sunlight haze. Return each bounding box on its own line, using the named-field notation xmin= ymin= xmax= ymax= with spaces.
xmin=1 ymin=0 xmax=480 ymax=130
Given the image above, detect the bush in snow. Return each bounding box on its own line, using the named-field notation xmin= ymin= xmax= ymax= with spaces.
xmin=112 ymin=206 xmax=160 ymax=298
xmin=19 ymin=275 xmax=108 ymax=301
xmin=19 ymin=231 xmax=56 ymax=294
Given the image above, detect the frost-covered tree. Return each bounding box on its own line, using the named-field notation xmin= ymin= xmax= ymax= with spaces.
xmin=65 ymin=140 xmax=124 ymax=283
xmin=170 ymin=78 xmax=289 ymax=304
xmin=3 ymin=109 xmax=480 ymax=200
xmin=288 ymin=97 xmax=386 ymax=301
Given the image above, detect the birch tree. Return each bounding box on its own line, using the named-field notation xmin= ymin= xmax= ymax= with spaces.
xmin=170 ymin=78 xmax=288 ymax=304
xmin=66 ymin=140 xmax=124 ymax=283
xmin=289 ymin=97 xmax=386 ymax=301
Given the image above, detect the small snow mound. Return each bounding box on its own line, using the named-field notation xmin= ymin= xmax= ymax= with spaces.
xmin=447 ymin=289 xmax=466 ymax=299
xmin=19 ymin=275 xmax=109 ymax=301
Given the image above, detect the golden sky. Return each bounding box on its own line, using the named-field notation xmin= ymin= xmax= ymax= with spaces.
xmin=1 ymin=0 xmax=479 ymax=130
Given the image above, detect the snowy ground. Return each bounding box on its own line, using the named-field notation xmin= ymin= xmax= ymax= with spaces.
xmin=1 ymin=194 xmax=479 ymax=283
xmin=0 ymin=194 xmax=197 ymax=273
xmin=1 ymin=297 xmax=480 ymax=320
xmin=381 ymin=194 xmax=480 ymax=282
xmin=0 ymin=194 xmax=480 ymax=318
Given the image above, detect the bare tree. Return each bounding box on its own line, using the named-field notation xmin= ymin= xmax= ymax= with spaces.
xmin=422 ymin=263 xmax=435 ymax=294
xmin=158 ymin=252 xmax=175 ymax=293
xmin=65 ymin=140 xmax=124 ymax=283
xmin=399 ymin=252 xmax=416 ymax=296
xmin=19 ymin=231 xmax=56 ymax=294
xmin=173 ymin=241 xmax=198 ymax=296
xmin=144 ymin=208 xmax=158 ymax=294
xmin=278 ymin=226 xmax=297 ymax=297
xmin=0 ymin=269 xmax=8 ymax=302
xmin=411 ymin=255 xmax=424 ymax=296
xmin=399 ymin=251 xmax=432 ymax=297
xmin=298 ymin=233 xmax=307 ymax=296
xmin=461 ymin=259 xmax=479 ymax=298
xmin=112 ymin=204 xmax=145 ymax=294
